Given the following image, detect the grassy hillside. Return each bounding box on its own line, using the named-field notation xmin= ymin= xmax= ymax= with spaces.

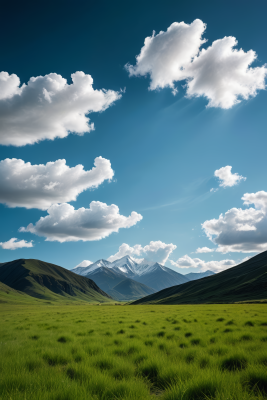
xmin=107 ymin=278 xmax=155 ymax=301
xmin=0 ymin=281 xmax=39 ymax=304
xmin=132 ymin=250 xmax=267 ymax=305
xmin=0 ymin=259 xmax=113 ymax=303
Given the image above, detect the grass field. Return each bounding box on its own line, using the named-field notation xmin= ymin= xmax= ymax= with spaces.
xmin=0 ymin=303 xmax=267 ymax=400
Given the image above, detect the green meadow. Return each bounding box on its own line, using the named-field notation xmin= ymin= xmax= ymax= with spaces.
xmin=1 ymin=303 xmax=267 ymax=400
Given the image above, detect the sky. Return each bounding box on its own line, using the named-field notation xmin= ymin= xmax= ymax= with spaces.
xmin=0 ymin=0 xmax=267 ymax=274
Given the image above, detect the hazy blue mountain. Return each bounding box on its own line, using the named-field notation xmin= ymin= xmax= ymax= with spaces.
xmin=106 ymin=278 xmax=156 ymax=301
xmin=186 ymin=270 xmax=215 ymax=281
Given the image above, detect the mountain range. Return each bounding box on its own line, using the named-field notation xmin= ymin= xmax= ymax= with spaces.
xmin=71 ymin=256 xmax=191 ymax=300
xmin=132 ymin=250 xmax=267 ymax=305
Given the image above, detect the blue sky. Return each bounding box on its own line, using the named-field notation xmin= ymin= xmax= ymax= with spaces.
xmin=0 ymin=0 xmax=267 ymax=273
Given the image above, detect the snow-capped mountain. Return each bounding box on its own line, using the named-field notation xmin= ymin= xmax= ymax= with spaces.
xmin=71 ymin=259 xmax=111 ymax=276
xmin=72 ymin=255 xmax=190 ymax=292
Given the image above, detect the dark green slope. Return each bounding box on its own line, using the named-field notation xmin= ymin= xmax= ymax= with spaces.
xmin=107 ymin=278 xmax=156 ymax=301
xmin=0 ymin=259 xmax=112 ymax=303
xmin=132 ymin=251 xmax=267 ymax=305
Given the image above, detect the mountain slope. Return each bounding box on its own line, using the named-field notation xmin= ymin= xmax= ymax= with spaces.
xmin=0 ymin=259 xmax=112 ymax=303
xmin=107 ymin=278 xmax=156 ymax=301
xmin=84 ymin=266 xmax=126 ymax=293
xmin=132 ymin=251 xmax=267 ymax=305
xmin=134 ymin=262 xmax=189 ymax=291
xmin=186 ymin=270 xmax=215 ymax=281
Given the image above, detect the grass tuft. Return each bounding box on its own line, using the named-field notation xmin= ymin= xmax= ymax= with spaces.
xmin=221 ymin=355 xmax=247 ymax=371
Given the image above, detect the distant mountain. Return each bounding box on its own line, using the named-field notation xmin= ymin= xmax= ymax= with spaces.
xmin=107 ymin=279 xmax=156 ymax=301
xmin=186 ymin=270 xmax=215 ymax=281
xmin=85 ymin=266 xmax=126 ymax=293
xmin=71 ymin=259 xmax=111 ymax=276
xmin=131 ymin=250 xmax=267 ymax=305
xmin=134 ymin=262 xmax=189 ymax=291
xmin=0 ymin=259 xmax=112 ymax=303
xmin=72 ymin=255 xmax=190 ymax=295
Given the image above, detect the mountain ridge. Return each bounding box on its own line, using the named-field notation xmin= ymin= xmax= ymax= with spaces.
xmin=131 ymin=250 xmax=267 ymax=305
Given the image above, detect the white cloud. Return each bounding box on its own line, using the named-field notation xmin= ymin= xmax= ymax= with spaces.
xmin=20 ymin=201 xmax=143 ymax=243
xmin=202 ymin=191 xmax=267 ymax=253
xmin=108 ymin=240 xmax=177 ymax=265
xmin=74 ymin=260 xmax=93 ymax=269
xmin=214 ymin=166 xmax=246 ymax=188
xmin=0 ymin=72 xmax=21 ymax=99
xmin=186 ymin=36 xmax=267 ymax=108
xmin=126 ymin=20 xmax=267 ymax=108
xmin=195 ymin=247 xmax=214 ymax=253
xmin=170 ymin=254 xmax=236 ymax=273
xmin=0 ymin=157 xmax=114 ymax=210
xmin=126 ymin=19 xmax=206 ymax=94
xmin=0 ymin=238 xmax=33 ymax=250
xmin=0 ymin=71 xmax=122 ymax=146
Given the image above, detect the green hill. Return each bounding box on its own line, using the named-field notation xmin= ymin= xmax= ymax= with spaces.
xmin=0 ymin=259 xmax=112 ymax=303
xmin=106 ymin=278 xmax=155 ymax=301
xmin=132 ymin=250 xmax=267 ymax=305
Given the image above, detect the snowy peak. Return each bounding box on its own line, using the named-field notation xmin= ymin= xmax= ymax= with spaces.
xmin=72 ymin=255 xmax=176 ymax=279
xmin=71 ymin=259 xmax=111 ymax=276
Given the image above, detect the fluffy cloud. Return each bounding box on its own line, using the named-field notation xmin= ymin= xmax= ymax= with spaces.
xmin=20 ymin=202 xmax=143 ymax=242
xmin=0 ymin=71 xmax=122 ymax=146
xmin=126 ymin=19 xmax=206 ymax=94
xmin=186 ymin=36 xmax=267 ymax=108
xmin=0 ymin=157 xmax=114 ymax=210
xmin=170 ymin=254 xmax=236 ymax=273
xmin=202 ymin=191 xmax=267 ymax=253
xmin=74 ymin=260 xmax=93 ymax=269
xmin=108 ymin=240 xmax=177 ymax=265
xmin=195 ymin=247 xmax=214 ymax=253
xmin=126 ymin=20 xmax=267 ymax=108
xmin=214 ymin=166 xmax=246 ymax=187
xmin=0 ymin=238 xmax=33 ymax=250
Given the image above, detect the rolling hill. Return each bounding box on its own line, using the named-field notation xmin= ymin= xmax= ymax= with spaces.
xmin=131 ymin=250 xmax=267 ymax=305
xmin=0 ymin=259 xmax=112 ymax=303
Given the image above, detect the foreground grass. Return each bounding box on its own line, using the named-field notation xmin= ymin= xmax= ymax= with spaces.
xmin=0 ymin=303 xmax=267 ymax=399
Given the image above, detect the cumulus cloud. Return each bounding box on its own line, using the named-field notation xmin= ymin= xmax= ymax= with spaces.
xmin=170 ymin=254 xmax=236 ymax=273
xmin=0 ymin=157 xmax=114 ymax=210
xmin=108 ymin=240 xmax=177 ymax=265
xmin=126 ymin=19 xmax=206 ymax=94
xmin=74 ymin=260 xmax=93 ymax=269
xmin=0 ymin=237 xmax=33 ymax=250
xmin=20 ymin=202 xmax=143 ymax=242
xmin=195 ymin=247 xmax=214 ymax=253
xmin=126 ymin=20 xmax=267 ymax=108
xmin=202 ymin=191 xmax=267 ymax=253
xmin=214 ymin=166 xmax=246 ymax=188
xmin=0 ymin=71 xmax=122 ymax=146
xmin=186 ymin=36 xmax=267 ymax=108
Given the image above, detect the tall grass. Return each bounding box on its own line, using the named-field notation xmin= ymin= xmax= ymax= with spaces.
xmin=0 ymin=303 xmax=267 ymax=399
